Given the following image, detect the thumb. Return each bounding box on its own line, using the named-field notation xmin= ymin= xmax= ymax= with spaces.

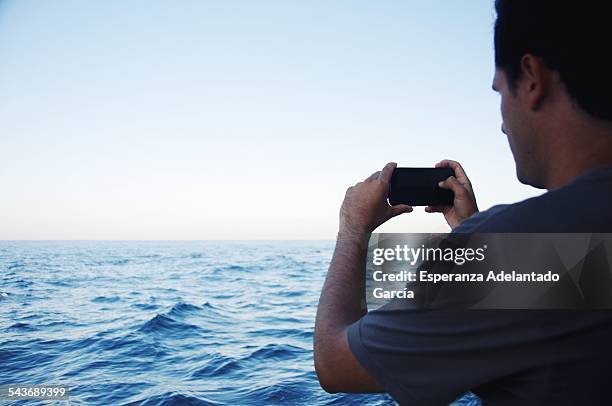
xmin=439 ymin=176 xmax=468 ymax=200
xmin=390 ymin=204 xmax=413 ymax=218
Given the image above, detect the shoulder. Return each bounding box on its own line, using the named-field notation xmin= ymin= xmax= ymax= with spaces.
xmin=454 ymin=173 xmax=612 ymax=232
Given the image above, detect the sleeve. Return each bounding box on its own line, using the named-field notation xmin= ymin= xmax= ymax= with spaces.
xmin=347 ymin=308 xmax=534 ymax=405
xmin=451 ymin=204 xmax=510 ymax=233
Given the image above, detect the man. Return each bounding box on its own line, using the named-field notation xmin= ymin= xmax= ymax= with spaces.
xmin=314 ymin=0 xmax=612 ymax=404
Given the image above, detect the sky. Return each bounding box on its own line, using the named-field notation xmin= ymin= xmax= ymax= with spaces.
xmin=0 ymin=0 xmax=541 ymax=240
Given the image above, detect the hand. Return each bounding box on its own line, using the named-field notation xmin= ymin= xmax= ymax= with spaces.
xmin=425 ymin=159 xmax=478 ymax=229
xmin=339 ymin=162 xmax=413 ymax=238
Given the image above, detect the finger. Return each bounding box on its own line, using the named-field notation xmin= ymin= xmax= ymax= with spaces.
xmin=390 ymin=204 xmax=413 ymax=218
xmin=438 ymin=176 xmax=469 ymax=199
xmin=365 ymin=171 xmax=381 ymax=181
xmin=435 ymin=159 xmax=470 ymax=185
xmin=425 ymin=205 xmax=448 ymax=213
xmin=378 ymin=162 xmax=397 ymax=183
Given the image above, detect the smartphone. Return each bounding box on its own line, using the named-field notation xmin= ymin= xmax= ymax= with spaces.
xmin=388 ymin=167 xmax=455 ymax=206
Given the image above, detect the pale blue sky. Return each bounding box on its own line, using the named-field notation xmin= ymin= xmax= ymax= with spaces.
xmin=0 ymin=0 xmax=540 ymax=239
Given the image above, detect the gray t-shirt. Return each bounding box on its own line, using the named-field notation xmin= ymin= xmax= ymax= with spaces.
xmin=348 ymin=165 xmax=612 ymax=405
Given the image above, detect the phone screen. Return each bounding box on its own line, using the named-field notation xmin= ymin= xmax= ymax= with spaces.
xmin=388 ymin=167 xmax=454 ymax=206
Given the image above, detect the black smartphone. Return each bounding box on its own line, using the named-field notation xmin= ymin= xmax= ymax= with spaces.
xmin=388 ymin=167 xmax=454 ymax=206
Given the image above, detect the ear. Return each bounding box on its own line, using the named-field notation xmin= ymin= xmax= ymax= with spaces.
xmin=519 ymin=54 xmax=549 ymax=111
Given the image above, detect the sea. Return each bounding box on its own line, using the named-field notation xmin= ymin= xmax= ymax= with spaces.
xmin=0 ymin=241 xmax=482 ymax=405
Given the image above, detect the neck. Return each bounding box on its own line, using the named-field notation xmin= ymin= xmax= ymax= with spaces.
xmin=543 ymin=129 xmax=612 ymax=190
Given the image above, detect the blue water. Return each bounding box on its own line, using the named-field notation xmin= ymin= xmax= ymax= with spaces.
xmin=0 ymin=241 xmax=481 ymax=405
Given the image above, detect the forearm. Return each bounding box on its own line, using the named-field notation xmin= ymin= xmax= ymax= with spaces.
xmin=313 ymin=232 xmax=385 ymax=393
xmin=314 ymin=162 xmax=409 ymax=392
xmin=314 ymin=234 xmax=369 ymax=360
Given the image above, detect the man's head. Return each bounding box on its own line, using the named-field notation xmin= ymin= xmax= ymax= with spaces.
xmin=493 ymin=0 xmax=612 ymax=188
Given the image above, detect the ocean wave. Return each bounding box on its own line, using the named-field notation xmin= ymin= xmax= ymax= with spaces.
xmin=139 ymin=314 xmax=205 ymax=336
xmin=247 ymin=327 xmax=313 ymax=340
xmin=6 ymin=322 xmax=37 ymax=332
xmin=86 ymin=258 xmax=131 ymax=267
xmin=244 ymin=343 xmax=305 ymax=361
xmin=6 ymin=261 xmax=25 ymax=270
xmin=124 ymin=392 xmax=218 ymax=406
xmin=0 ymin=241 xmax=404 ymax=405
xmin=92 ymin=295 xmax=122 ymax=303
xmin=131 ymin=303 xmax=161 ymax=311
xmin=12 ymin=279 xmax=33 ymax=288
xmin=190 ymin=343 xmax=305 ymax=380
xmin=190 ymin=353 xmax=241 ymax=378
xmin=167 ymin=301 xmax=204 ymax=317
xmin=0 ymin=343 xmax=64 ymax=373
xmin=232 ymin=381 xmax=313 ymax=405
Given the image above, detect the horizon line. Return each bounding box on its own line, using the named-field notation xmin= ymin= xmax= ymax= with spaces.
xmin=0 ymin=239 xmax=337 ymax=242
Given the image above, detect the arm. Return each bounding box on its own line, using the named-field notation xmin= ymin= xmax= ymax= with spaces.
xmin=314 ymin=162 xmax=412 ymax=393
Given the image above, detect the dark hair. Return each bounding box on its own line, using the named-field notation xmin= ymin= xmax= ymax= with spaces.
xmin=494 ymin=0 xmax=612 ymax=120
